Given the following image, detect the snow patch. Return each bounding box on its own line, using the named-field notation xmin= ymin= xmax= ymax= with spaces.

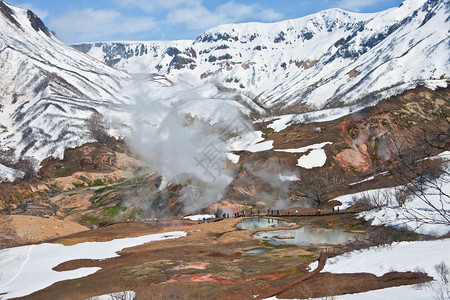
xmin=300 ymin=239 xmax=450 ymax=300
xmin=226 ymin=153 xmax=240 ymax=164
xmin=311 ymin=239 xmax=450 ymax=278
xmin=297 ymin=149 xmax=328 ymax=169
xmin=183 ymin=214 xmax=215 ymax=221
xmin=275 ymin=142 xmax=332 ymax=153
xmin=246 ymin=140 xmax=274 ymax=152
xmin=277 ymin=142 xmax=332 ymax=169
xmin=88 ymin=291 xmax=135 ymax=300
xmin=0 ymin=231 xmax=186 ymax=299
xmin=0 ymin=164 xmax=22 ymax=182
xmin=333 ymin=167 xmax=450 ymax=237
xmin=227 ymin=131 xmax=273 ymax=153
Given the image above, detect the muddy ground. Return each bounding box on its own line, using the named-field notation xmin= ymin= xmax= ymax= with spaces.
xmin=18 ymin=213 xmax=432 ymax=300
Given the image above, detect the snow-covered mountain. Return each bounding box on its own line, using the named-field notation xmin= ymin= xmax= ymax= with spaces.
xmin=0 ymin=0 xmax=449 ymax=182
xmin=74 ymin=0 xmax=449 ymax=113
xmin=0 ymin=1 xmax=131 ymax=171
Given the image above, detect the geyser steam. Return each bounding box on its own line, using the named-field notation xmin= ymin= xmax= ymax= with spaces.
xmin=125 ymin=80 xmax=255 ymax=215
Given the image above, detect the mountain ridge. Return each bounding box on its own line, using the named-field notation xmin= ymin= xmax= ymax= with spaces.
xmin=0 ymin=1 xmax=132 ymax=178
xmin=73 ymin=0 xmax=449 ymax=114
xmin=0 ymin=0 xmax=449 ymax=182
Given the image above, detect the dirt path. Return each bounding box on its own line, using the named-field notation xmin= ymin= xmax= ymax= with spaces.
xmin=253 ymin=251 xmax=328 ymax=300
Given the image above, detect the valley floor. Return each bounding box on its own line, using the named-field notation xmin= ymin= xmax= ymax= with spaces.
xmin=0 ymin=211 xmax=447 ymax=300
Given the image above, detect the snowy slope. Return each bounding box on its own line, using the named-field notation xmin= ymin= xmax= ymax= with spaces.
xmin=75 ymin=0 xmax=449 ymax=113
xmin=0 ymin=1 xmax=132 ymax=172
xmin=1 ymin=0 xmax=449 ymax=182
xmin=0 ymin=231 xmax=186 ymax=299
xmin=301 ymin=239 xmax=450 ymax=300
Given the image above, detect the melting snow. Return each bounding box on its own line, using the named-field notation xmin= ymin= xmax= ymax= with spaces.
xmin=246 ymin=140 xmax=274 ymax=152
xmin=226 ymin=153 xmax=240 ymax=164
xmin=276 ymin=142 xmax=332 ymax=169
xmin=297 ymin=149 xmax=328 ymax=169
xmin=264 ymin=106 xmax=360 ymax=133
xmin=266 ymin=239 xmax=450 ymax=300
xmin=301 ymin=239 xmax=450 ymax=300
xmin=88 ymin=291 xmax=135 ymax=300
xmin=183 ymin=214 xmax=215 ymax=221
xmin=275 ymin=142 xmax=332 ymax=153
xmin=0 ymin=164 xmax=22 ymax=182
xmin=0 ymin=231 xmax=186 ymax=299
xmin=227 ymin=131 xmax=269 ymax=152
xmin=349 ymin=172 xmax=389 ymax=186
xmin=333 ymin=156 xmax=450 ymax=237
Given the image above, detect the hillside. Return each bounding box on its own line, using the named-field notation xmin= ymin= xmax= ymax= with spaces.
xmin=0 ymin=0 xmax=449 ymax=299
xmin=0 ymin=0 xmax=448 ymax=182
xmin=0 ymin=1 xmax=132 ymax=179
xmin=74 ymin=0 xmax=449 ymax=114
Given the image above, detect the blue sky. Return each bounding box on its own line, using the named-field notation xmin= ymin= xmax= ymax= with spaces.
xmin=8 ymin=0 xmax=404 ymax=44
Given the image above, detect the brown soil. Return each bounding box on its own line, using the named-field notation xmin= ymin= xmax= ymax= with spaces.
xmin=278 ymin=271 xmax=432 ymax=299
xmin=18 ymin=217 xmax=433 ymax=300
xmin=10 ymin=215 xmax=89 ymax=244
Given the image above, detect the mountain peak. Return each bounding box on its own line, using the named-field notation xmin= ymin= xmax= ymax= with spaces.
xmin=26 ymin=9 xmax=51 ymax=37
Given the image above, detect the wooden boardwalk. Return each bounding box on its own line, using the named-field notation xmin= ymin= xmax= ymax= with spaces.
xmin=264 ymin=210 xmax=361 ymax=218
xmin=253 ymin=251 xmax=328 ymax=300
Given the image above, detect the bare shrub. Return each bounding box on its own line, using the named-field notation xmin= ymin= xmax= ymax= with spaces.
xmin=86 ymin=112 xmax=110 ymax=144
xmin=88 ymin=291 xmax=135 ymax=300
xmin=297 ymin=173 xmax=344 ymax=206
xmin=435 ymin=261 xmax=449 ymax=284
xmin=389 ymin=104 xmax=450 ymax=225
xmin=432 ymin=261 xmax=450 ymax=300
xmin=353 ymin=190 xmax=389 ymax=209
xmin=392 ymin=186 xmax=412 ymax=207
xmin=352 ymin=194 xmax=374 ymax=210
xmin=14 ymin=156 xmax=38 ymax=180
xmin=367 ymin=226 xmax=416 ymax=247
xmin=0 ymin=147 xmax=15 ymax=167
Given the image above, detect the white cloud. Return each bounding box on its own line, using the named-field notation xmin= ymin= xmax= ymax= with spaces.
xmin=260 ymin=9 xmax=284 ymax=22
xmin=45 ymin=0 xmax=283 ymax=43
xmin=336 ymin=0 xmax=379 ymax=12
xmin=49 ymin=9 xmax=156 ymax=43
xmin=16 ymin=2 xmax=48 ymax=19
xmin=113 ymin=0 xmax=201 ymax=12
xmin=167 ymin=6 xmax=217 ymax=30
xmin=167 ymin=1 xmax=284 ymax=30
xmin=216 ymin=2 xmax=254 ymax=19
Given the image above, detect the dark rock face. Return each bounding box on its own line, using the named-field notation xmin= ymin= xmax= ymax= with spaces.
xmin=27 ymin=10 xmax=52 ymax=37
xmin=170 ymin=55 xmax=196 ymax=70
xmin=0 ymin=1 xmax=21 ymax=29
xmin=71 ymin=44 xmax=93 ymax=54
xmin=196 ymin=32 xmax=239 ymax=43
xmin=166 ymin=47 xmax=181 ymax=57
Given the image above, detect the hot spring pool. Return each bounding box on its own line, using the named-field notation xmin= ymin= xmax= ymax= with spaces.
xmin=253 ymin=226 xmax=362 ymax=246
xmin=236 ymin=218 xmax=294 ymax=230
